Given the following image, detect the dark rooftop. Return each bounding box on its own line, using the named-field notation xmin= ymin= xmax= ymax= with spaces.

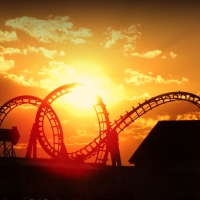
xmin=129 ymin=120 xmax=200 ymax=163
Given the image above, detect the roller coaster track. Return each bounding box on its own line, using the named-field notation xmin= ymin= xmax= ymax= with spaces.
xmin=34 ymin=83 xmax=111 ymax=162
xmin=1 ymin=89 xmax=200 ymax=166
xmin=0 ymin=95 xmax=62 ymax=158
xmin=92 ymin=91 xmax=200 ymax=165
xmin=68 ymin=96 xmax=110 ymax=163
xmin=110 ymin=91 xmax=200 ymax=134
xmin=59 ymin=90 xmax=200 ymax=164
xmin=0 ymin=95 xmax=42 ymax=127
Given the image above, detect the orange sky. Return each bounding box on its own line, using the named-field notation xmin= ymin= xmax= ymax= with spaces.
xmin=1 ymin=1 xmax=200 ymax=165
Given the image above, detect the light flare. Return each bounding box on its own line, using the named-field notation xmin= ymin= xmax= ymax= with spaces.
xmin=67 ymin=82 xmax=98 ymax=110
xmin=59 ymin=78 xmax=103 ymax=116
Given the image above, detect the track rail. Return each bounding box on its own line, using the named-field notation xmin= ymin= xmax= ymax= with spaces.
xmin=67 ymin=95 xmax=110 ymax=163
xmin=0 ymin=95 xmax=62 ymax=158
xmin=0 ymin=95 xmax=42 ymax=127
xmin=34 ymin=83 xmax=111 ymax=162
xmin=111 ymin=91 xmax=200 ymax=134
xmin=2 ymin=90 xmax=200 ymax=165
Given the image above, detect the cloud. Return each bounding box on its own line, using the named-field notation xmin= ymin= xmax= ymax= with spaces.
xmin=5 ymin=16 xmax=93 ymax=44
xmin=103 ymin=24 xmax=141 ymax=52
xmin=161 ymin=52 xmax=177 ymax=59
xmin=76 ymin=129 xmax=96 ymax=138
xmin=59 ymin=51 xmax=65 ymax=56
xmin=14 ymin=143 xmax=28 ymax=149
xmin=18 ymin=105 xmax=36 ymax=110
xmin=70 ymin=38 xmax=87 ymax=45
xmin=1 ymin=71 xmax=38 ymax=86
xmin=121 ymin=115 xmax=170 ymax=140
xmin=0 ymin=46 xmax=64 ymax=59
xmin=111 ymin=91 xmax=151 ymax=104
xmin=0 ymin=46 xmax=21 ymax=55
xmin=123 ymin=43 xmax=136 ymax=55
xmin=169 ymin=51 xmax=177 ymax=58
xmin=125 ymin=69 xmax=188 ymax=86
xmin=130 ymin=50 xmax=162 ymax=58
xmin=38 ymin=61 xmax=75 ymax=90
xmin=0 ymin=56 xmax=15 ymax=71
xmin=0 ymin=58 xmax=124 ymax=101
xmin=3 ymin=73 xmax=38 ymax=87
xmin=87 ymin=75 xmax=125 ymax=103
xmin=104 ymin=28 xmax=123 ymax=48
xmin=103 ymin=25 xmax=164 ymax=58
xmin=0 ymin=31 xmax=17 ymax=42
xmin=23 ymin=46 xmax=58 ymax=58
xmin=176 ymin=112 xmax=200 ymax=120
xmin=126 ymin=93 xmax=151 ymax=101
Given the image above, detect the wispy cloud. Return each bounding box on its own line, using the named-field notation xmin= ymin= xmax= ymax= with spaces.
xmin=176 ymin=112 xmax=200 ymax=120
xmin=18 ymin=105 xmax=36 ymax=110
xmin=23 ymin=46 xmax=58 ymax=59
xmin=0 ymin=31 xmax=17 ymax=42
xmin=126 ymin=93 xmax=151 ymax=101
xmin=0 ymin=56 xmax=14 ymax=71
xmin=38 ymin=61 xmax=75 ymax=90
xmin=14 ymin=143 xmax=28 ymax=149
xmin=5 ymin=16 xmax=93 ymax=44
xmin=103 ymin=25 xmax=167 ymax=59
xmin=120 ymin=115 xmax=170 ymax=140
xmin=169 ymin=52 xmax=177 ymax=58
xmin=1 ymin=71 xmax=38 ymax=86
xmin=162 ymin=51 xmax=177 ymax=59
xmin=130 ymin=50 xmax=162 ymax=58
xmin=0 ymin=46 xmax=21 ymax=55
xmin=125 ymin=69 xmax=188 ymax=86
xmin=0 ymin=46 xmax=64 ymax=59
xmin=103 ymin=24 xmax=141 ymax=52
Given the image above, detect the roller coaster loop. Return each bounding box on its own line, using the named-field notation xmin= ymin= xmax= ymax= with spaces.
xmin=1 ymin=88 xmax=200 ymax=166
xmin=34 ymin=83 xmax=111 ymax=163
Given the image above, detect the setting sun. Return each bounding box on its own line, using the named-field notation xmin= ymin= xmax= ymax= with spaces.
xmin=55 ymin=77 xmax=106 ymax=116
xmin=67 ymin=81 xmax=97 ymax=110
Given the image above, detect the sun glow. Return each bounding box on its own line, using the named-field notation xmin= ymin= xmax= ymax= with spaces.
xmin=60 ymin=78 xmax=103 ymax=115
xmin=68 ymin=83 xmax=97 ymax=109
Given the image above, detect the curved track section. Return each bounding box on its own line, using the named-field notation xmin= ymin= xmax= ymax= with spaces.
xmin=0 ymin=95 xmax=62 ymax=159
xmin=4 ymin=90 xmax=198 ymax=165
xmin=0 ymin=95 xmax=42 ymax=127
xmin=111 ymin=91 xmax=200 ymax=134
xmin=34 ymin=83 xmax=110 ymax=162
xmin=68 ymin=95 xmax=110 ymax=163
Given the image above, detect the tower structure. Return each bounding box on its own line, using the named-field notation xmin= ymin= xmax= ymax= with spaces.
xmin=0 ymin=127 xmax=20 ymax=157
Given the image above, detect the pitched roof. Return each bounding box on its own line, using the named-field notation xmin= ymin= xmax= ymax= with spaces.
xmin=129 ymin=120 xmax=200 ymax=163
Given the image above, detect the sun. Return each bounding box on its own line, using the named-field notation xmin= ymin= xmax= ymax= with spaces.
xmin=68 ymin=82 xmax=97 ymax=109
xmin=59 ymin=77 xmax=103 ymax=115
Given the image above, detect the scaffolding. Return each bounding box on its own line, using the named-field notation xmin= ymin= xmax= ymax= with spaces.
xmin=0 ymin=127 xmax=20 ymax=157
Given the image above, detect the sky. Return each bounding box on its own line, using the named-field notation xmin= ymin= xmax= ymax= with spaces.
xmin=0 ymin=1 xmax=200 ymax=165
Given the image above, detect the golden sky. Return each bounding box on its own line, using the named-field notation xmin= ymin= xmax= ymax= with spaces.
xmin=1 ymin=1 xmax=200 ymax=165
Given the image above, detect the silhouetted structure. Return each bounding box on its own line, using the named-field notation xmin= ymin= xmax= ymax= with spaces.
xmin=2 ymin=120 xmax=200 ymax=199
xmin=129 ymin=120 xmax=200 ymax=199
xmin=2 ymin=85 xmax=200 ymax=198
xmin=0 ymin=84 xmax=122 ymax=166
xmin=2 ymin=85 xmax=200 ymax=167
xmin=0 ymin=127 xmax=20 ymax=157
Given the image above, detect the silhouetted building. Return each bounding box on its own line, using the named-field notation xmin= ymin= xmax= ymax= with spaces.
xmin=129 ymin=120 xmax=200 ymax=200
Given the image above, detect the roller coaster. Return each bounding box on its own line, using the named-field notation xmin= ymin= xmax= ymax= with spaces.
xmin=1 ymin=83 xmax=200 ymax=166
